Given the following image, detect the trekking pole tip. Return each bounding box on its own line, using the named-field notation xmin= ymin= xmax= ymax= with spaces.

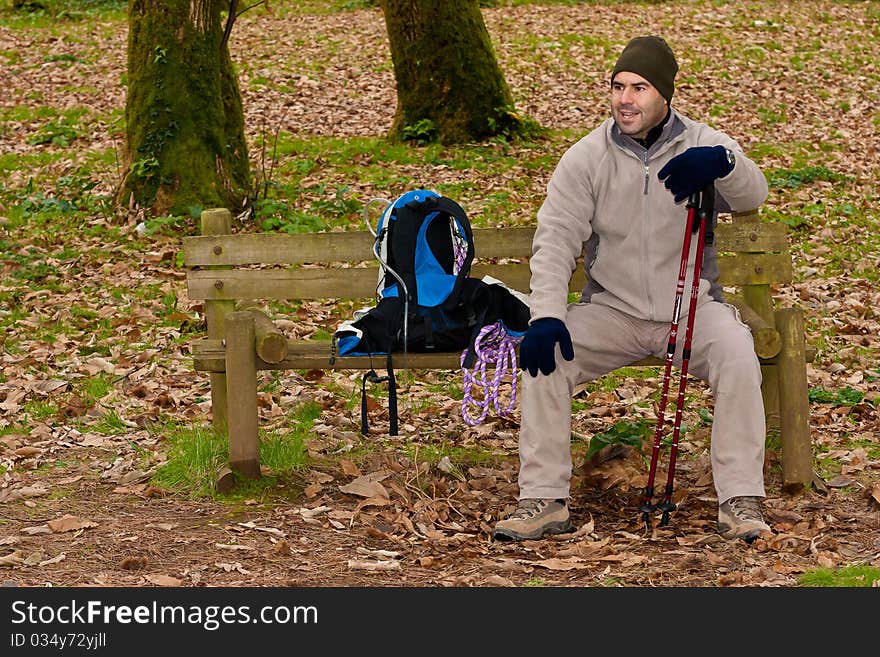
xmin=657 ymin=500 xmax=677 ymax=527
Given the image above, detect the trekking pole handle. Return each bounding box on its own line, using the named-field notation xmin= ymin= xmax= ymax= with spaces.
xmin=686 ymin=184 xmax=716 ymax=234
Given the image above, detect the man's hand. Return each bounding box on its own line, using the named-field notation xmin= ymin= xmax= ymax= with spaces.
xmin=658 ymin=145 xmax=734 ymax=203
xmin=519 ymin=317 xmax=574 ymax=377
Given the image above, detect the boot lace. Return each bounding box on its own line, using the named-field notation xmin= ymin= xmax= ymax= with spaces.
xmin=728 ymin=496 xmax=764 ymax=522
xmin=509 ymin=499 xmax=548 ymax=520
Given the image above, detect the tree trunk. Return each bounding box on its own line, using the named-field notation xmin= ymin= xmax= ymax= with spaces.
xmin=120 ymin=0 xmax=251 ymax=216
xmin=379 ymin=0 xmax=524 ymax=144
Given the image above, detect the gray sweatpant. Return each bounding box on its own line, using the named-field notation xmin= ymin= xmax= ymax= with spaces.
xmin=517 ymin=300 xmax=766 ymax=506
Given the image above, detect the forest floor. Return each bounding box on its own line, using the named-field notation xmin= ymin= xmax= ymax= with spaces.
xmin=0 ymin=1 xmax=879 ymax=588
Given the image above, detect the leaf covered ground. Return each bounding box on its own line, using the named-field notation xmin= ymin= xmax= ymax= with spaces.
xmin=0 ymin=1 xmax=879 ymax=587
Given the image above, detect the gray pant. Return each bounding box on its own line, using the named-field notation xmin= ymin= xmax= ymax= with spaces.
xmin=518 ymin=300 xmax=766 ymax=505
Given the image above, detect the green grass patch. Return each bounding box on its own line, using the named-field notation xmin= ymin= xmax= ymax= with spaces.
xmin=799 ymin=565 xmax=880 ymax=587
xmin=808 ymin=386 xmax=864 ymax=406
xmin=26 ymin=119 xmax=78 ymax=147
xmin=766 ymin=166 xmax=849 ymax=190
xmin=582 ymin=366 xmax=660 ymax=395
xmin=0 ymin=0 xmax=127 ymax=26
xmin=252 ymin=132 xmax=554 ymax=229
xmin=140 ymin=214 xmax=197 ymax=237
xmin=92 ymin=410 xmax=130 ymax=435
xmin=21 ymin=399 xmax=58 ymax=421
xmin=399 ymin=440 xmax=498 ymax=470
xmin=151 ymin=425 xmax=237 ymax=498
xmin=257 ymin=429 xmax=309 ymax=477
xmin=153 ymin=404 xmax=318 ymax=498
xmin=76 ymin=373 xmax=114 ymax=406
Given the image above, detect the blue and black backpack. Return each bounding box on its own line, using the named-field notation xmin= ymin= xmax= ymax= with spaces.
xmin=333 ymin=190 xmax=530 ymax=435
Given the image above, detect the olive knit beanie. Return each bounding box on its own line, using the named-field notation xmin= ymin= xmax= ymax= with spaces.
xmin=611 ymin=35 xmax=678 ymax=103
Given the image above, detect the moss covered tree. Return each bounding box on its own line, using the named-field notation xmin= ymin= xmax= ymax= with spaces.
xmin=119 ymin=0 xmax=251 ymax=216
xmin=379 ymin=0 xmax=526 ymax=144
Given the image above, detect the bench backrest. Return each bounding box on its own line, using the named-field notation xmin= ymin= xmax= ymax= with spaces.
xmin=182 ymin=210 xmax=791 ymax=305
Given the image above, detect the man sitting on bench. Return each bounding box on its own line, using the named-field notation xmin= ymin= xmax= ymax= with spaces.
xmin=494 ymin=35 xmax=772 ymax=544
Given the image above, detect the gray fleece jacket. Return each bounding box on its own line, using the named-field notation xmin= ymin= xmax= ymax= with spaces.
xmin=528 ymin=109 xmax=769 ymax=324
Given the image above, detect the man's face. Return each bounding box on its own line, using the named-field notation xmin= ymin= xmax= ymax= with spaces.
xmin=610 ymin=71 xmax=668 ymax=140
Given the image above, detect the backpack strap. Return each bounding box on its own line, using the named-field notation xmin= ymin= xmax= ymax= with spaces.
xmin=386 ymin=352 xmax=398 ymax=436
xmin=359 ymin=353 xmax=399 ymax=437
xmin=392 ymin=196 xmax=475 ymax=307
xmin=429 ymin=197 xmax=475 ymax=307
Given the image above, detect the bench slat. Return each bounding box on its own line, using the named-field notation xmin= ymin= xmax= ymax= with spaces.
xmin=183 ymin=227 xmax=536 ymax=267
xmin=193 ymin=337 xmax=798 ymax=373
xmin=183 ymin=223 xmax=788 ymax=267
xmin=186 ymin=253 xmax=792 ymax=301
xmin=186 ymin=264 xmax=589 ymax=300
xmin=714 ymin=222 xmax=789 ymax=252
xmin=192 ymin=338 xmax=666 ymax=372
xmin=717 ymin=252 xmax=793 ymax=286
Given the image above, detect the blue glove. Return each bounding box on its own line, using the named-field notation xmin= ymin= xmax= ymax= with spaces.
xmin=658 ymin=145 xmax=734 ymax=203
xmin=519 ymin=317 xmax=574 ymax=377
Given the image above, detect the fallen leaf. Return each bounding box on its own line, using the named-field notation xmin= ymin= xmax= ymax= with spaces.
xmin=236 ymin=522 xmax=286 ymax=537
xmin=765 ymin=508 xmax=805 ymax=525
xmin=868 ymin=483 xmax=880 ymax=507
xmin=308 ymin=471 xmax=335 ymax=484
xmin=825 ymin=475 xmax=855 ymax=488
xmin=31 ymin=379 xmax=68 ymax=394
xmin=144 ymin=574 xmax=182 ymax=586
xmin=347 ymin=560 xmax=400 ymax=571
xmin=340 ymin=478 xmax=390 ymax=500
xmin=0 ymin=551 xmax=25 ymax=567
xmin=21 ymin=526 xmax=51 ymax=536
xmin=84 ymin=356 xmax=116 ymax=374
xmin=484 ymin=575 xmax=515 ymax=586
xmin=705 ymin=550 xmax=727 ymax=566
xmin=340 ymin=459 xmax=361 ymax=477
xmin=353 ymin=496 xmax=392 ymax=512
xmin=47 ymin=515 xmax=98 ymax=533
xmin=39 ymin=553 xmax=66 ymax=566
xmin=569 ymin=517 xmax=595 ymax=538
xmin=0 ymin=485 xmax=49 ymax=502
xmin=216 ymin=562 xmax=251 ymax=574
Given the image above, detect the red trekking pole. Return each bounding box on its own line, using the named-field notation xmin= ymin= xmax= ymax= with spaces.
xmin=640 ymin=184 xmax=716 ymax=528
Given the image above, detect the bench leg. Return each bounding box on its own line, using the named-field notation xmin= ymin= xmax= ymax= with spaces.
xmin=775 ymin=307 xmax=813 ymax=490
xmin=210 ymin=372 xmax=229 ymax=433
xmin=225 ymin=311 xmax=261 ymax=479
xmin=760 ymin=364 xmax=781 ymax=434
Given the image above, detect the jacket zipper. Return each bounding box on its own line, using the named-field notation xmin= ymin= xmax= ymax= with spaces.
xmin=640 ymin=149 xmax=654 ymax=318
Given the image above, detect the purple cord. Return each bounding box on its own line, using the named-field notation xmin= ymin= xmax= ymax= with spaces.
xmin=460 ymin=322 xmax=523 ymax=426
xmin=453 ymin=227 xmax=468 ymax=273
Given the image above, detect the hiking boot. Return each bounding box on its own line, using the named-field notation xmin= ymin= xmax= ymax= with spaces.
xmin=493 ymin=498 xmax=573 ymax=541
xmin=717 ymin=496 xmax=771 ymax=543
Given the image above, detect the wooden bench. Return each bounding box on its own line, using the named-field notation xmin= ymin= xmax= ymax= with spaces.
xmin=182 ymin=207 xmax=813 ymax=491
